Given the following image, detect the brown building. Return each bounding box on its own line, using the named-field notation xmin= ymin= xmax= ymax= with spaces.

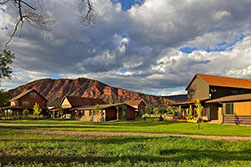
xmin=175 ymin=74 xmax=251 ymax=122
xmin=207 ymin=93 xmax=251 ymax=125
xmin=0 ymin=89 xmax=48 ymax=115
xmin=59 ymin=96 xmax=105 ymax=110
xmin=186 ymin=73 xmax=251 ymax=101
xmin=72 ymin=103 xmax=136 ymax=122
xmin=50 ymin=96 xmax=105 ymax=119
xmin=124 ymin=99 xmax=146 ymax=115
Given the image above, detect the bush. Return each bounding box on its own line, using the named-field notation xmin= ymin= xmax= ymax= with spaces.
xmin=158 ymin=115 xmax=164 ymax=121
xmin=23 ymin=109 xmax=29 ymax=118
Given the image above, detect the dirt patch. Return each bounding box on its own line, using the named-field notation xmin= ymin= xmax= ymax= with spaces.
xmin=16 ymin=129 xmax=251 ymax=142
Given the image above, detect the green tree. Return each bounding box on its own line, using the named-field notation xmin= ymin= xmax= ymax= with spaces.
xmin=94 ymin=104 xmax=100 ymax=116
xmin=22 ymin=108 xmax=29 ymax=118
xmin=159 ymin=107 xmax=167 ymax=115
xmin=58 ymin=107 xmax=64 ymax=119
xmin=195 ymin=99 xmax=203 ymax=129
xmin=0 ymin=90 xmax=10 ymax=107
xmin=145 ymin=105 xmax=153 ymax=114
xmin=153 ymin=107 xmax=159 ymax=115
xmin=178 ymin=106 xmax=182 ymax=119
xmin=33 ymin=102 xmax=42 ymax=118
xmin=167 ymin=106 xmax=174 ymax=115
xmin=186 ymin=105 xmax=193 ymax=120
xmin=0 ymin=49 xmax=14 ymax=79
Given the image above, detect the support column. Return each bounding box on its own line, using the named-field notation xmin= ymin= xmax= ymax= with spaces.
xmin=116 ymin=107 xmax=119 ymax=120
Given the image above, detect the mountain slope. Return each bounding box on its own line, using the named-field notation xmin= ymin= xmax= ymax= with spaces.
xmin=8 ymin=78 xmax=175 ymax=107
xmin=163 ymin=94 xmax=187 ymax=102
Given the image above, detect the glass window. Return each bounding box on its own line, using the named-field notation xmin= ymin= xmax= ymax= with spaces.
xmin=231 ymin=90 xmax=238 ymax=95
xmin=30 ymin=92 xmax=37 ymax=98
xmin=22 ymin=101 xmax=30 ymax=106
xmin=226 ymin=103 xmax=234 ymax=114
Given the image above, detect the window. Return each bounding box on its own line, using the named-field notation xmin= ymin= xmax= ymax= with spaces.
xmin=231 ymin=90 xmax=238 ymax=95
xmin=226 ymin=103 xmax=234 ymax=114
xmin=202 ymin=108 xmax=207 ymax=116
xmin=79 ymin=110 xmax=84 ymax=117
xmin=22 ymin=101 xmax=30 ymax=106
xmin=210 ymin=88 xmax=216 ymax=92
xmin=101 ymin=110 xmax=105 ymax=117
xmin=30 ymin=92 xmax=37 ymax=98
xmin=89 ymin=110 xmax=95 ymax=116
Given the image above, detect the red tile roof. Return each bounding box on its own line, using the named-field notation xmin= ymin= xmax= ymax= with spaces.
xmin=186 ymin=73 xmax=251 ymax=90
xmin=124 ymin=99 xmax=145 ymax=108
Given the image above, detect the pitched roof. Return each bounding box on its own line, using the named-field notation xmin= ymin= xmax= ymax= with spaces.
xmin=62 ymin=96 xmax=105 ymax=108
xmin=206 ymin=93 xmax=251 ymax=104
xmin=173 ymin=98 xmax=209 ymax=106
xmin=0 ymin=106 xmax=25 ymax=110
xmin=186 ymin=73 xmax=251 ymax=90
xmin=74 ymin=103 xmax=126 ymax=110
xmin=124 ymin=99 xmax=145 ymax=108
xmin=10 ymin=89 xmax=48 ymax=102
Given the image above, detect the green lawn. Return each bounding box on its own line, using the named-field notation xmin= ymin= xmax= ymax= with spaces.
xmin=0 ymin=119 xmax=251 ymax=136
xmin=0 ymin=129 xmax=251 ymax=167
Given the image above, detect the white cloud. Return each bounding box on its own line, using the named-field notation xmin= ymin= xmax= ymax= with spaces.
xmin=1 ymin=0 xmax=251 ymax=95
xmin=213 ymin=10 xmax=231 ymax=21
xmin=154 ymin=89 xmax=187 ymax=96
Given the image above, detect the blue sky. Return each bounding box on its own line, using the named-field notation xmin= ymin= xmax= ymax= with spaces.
xmin=1 ymin=0 xmax=251 ymax=96
xmin=112 ymin=0 xmax=144 ymax=10
xmin=180 ymin=34 xmax=245 ymax=54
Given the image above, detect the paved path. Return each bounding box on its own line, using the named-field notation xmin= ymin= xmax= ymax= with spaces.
xmin=18 ymin=129 xmax=251 ymax=142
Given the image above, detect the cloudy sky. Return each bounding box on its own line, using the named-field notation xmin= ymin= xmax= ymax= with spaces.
xmin=0 ymin=0 xmax=251 ymax=96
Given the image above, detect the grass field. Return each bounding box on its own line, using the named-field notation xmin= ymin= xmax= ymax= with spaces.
xmin=1 ymin=119 xmax=251 ymax=136
xmin=0 ymin=129 xmax=251 ymax=167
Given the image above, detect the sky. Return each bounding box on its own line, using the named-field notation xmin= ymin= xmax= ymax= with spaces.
xmin=0 ymin=0 xmax=251 ymax=96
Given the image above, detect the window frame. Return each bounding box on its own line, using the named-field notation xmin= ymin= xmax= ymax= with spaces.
xmin=22 ymin=101 xmax=30 ymax=106
xmin=225 ymin=103 xmax=234 ymax=115
xmin=30 ymin=92 xmax=37 ymax=98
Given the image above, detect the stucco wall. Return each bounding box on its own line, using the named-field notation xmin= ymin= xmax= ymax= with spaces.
xmin=234 ymin=101 xmax=251 ymax=116
xmin=187 ymin=76 xmax=209 ymax=100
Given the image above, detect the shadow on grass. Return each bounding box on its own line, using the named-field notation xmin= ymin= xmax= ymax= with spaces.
xmin=0 ymin=119 xmax=186 ymax=127
xmin=159 ymin=148 xmax=251 ymax=161
xmin=0 ymin=125 xmax=105 ymax=130
xmin=0 ymin=136 xmax=169 ymax=145
xmin=1 ymin=148 xmax=251 ymax=166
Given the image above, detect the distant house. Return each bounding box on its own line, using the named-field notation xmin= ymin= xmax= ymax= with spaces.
xmin=0 ymin=89 xmax=48 ymax=116
xmin=55 ymin=96 xmax=136 ymax=121
xmin=73 ymin=103 xmax=136 ymax=122
xmin=59 ymin=96 xmax=105 ymax=110
xmin=50 ymin=96 xmax=105 ymax=118
xmin=175 ymin=73 xmax=251 ymax=123
xmin=124 ymin=99 xmax=146 ymax=115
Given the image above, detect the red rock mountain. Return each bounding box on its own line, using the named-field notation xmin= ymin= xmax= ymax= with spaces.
xmin=8 ymin=78 xmax=174 ymax=107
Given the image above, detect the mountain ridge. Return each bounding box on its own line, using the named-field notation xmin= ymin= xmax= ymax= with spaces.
xmin=8 ymin=78 xmax=175 ymax=107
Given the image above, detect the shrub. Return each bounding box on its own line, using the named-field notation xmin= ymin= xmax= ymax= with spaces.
xmin=23 ymin=108 xmax=29 ymax=118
